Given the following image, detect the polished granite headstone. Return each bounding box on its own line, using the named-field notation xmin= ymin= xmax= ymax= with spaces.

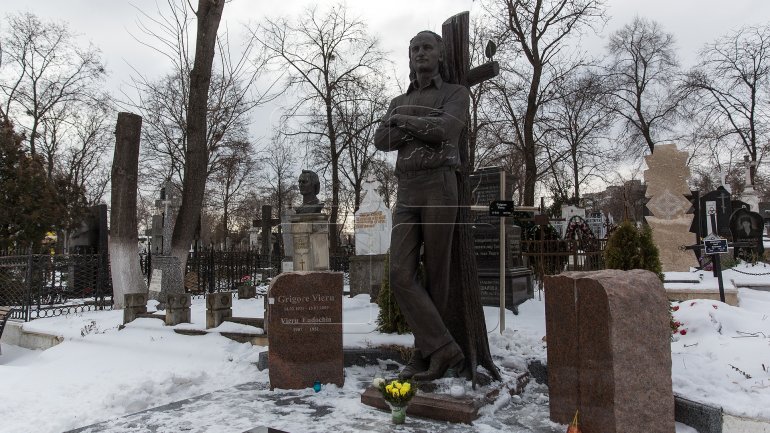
xmin=267 ymin=272 xmax=343 ymax=390
xmin=544 ymin=270 xmax=674 ymax=433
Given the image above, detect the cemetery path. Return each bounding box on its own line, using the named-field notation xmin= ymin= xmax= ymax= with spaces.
xmin=65 ymin=371 xmax=564 ymax=433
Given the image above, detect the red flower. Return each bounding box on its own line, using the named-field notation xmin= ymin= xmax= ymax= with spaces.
xmin=680 ymin=329 xmax=687 ymax=335
xmin=673 ymin=305 xmax=680 ymax=311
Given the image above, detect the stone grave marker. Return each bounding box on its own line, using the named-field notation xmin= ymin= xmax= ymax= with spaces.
xmin=267 ymin=272 xmax=343 ymax=390
xmin=123 ymin=293 xmax=148 ymax=324
xmin=206 ymin=292 xmax=232 ymax=328
xmin=469 ymin=166 xmax=533 ymax=310
xmin=544 ymin=270 xmax=674 ymax=433
xmin=165 ymin=293 xmax=191 ymax=325
xmin=643 ymin=144 xmax=697 ymax=271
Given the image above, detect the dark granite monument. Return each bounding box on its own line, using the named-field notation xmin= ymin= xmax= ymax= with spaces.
xmin=729 ymin=208 xmax=765 ymax=260
xmin=470 ymin=166 xmax=533 ymax=312
xmin=543 ymin=270 xmax=674 ymax=433
xmin=267 ymin=272 xmax=343 ymax=390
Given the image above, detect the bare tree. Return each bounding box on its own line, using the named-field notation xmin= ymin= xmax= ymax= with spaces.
xmin=605 ymin=16 xmax=685 ymax=156
xmin=480 ymin=0 xmax=605 ymax=206
xmin=0 ymin=12 xmax=106 ymax=156
xmin=545 ymin=70 xmax=617 ymax=202
xmin=684 ymin=24 xmax=770 ymax=185
xmin=169 ymin=0 xmax=226 ymax=269
xmin=257 ymin=138 xmax=299 ymax=256
xmin=125 ymin=0 xmax=274 ymax=188
xmin=255 ymin=3 xmax=387 ymax=253
xmin=207 ymin=141 xmax=256 ymax=244
xmin=334 ymin=76 xmax=390 ymax=213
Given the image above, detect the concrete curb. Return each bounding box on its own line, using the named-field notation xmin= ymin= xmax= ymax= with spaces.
xmin=0 ymin=321 xmax=63 ymax=350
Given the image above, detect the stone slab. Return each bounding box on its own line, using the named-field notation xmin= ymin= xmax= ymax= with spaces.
xmin=666 ymin=288 xmax=739 ymax=306
xmin=267 ymin=272 xmax=343 ymax=390
xmin=360 ymin=386 xmax=482 ymax=424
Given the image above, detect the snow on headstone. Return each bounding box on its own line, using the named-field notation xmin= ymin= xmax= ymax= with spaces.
xmin=354 ymin=179 xmax=391 ymax=256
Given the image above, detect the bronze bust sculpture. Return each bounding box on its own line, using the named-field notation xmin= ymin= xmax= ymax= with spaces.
xmin=295 ymin=170 xmax=324 ymax=214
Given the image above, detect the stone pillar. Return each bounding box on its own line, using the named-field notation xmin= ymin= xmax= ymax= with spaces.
xmin=123 ymin=293 xmax=148 ymax=324
xmin=290 ymin=213 xmax=329 ymax=271
xmin=165 ymin=293 xmax=191 ymax=326
xmin=206 ymin=292 xmax=232 ymax=329
xmin=544 ymin=270 xmax=674 ymax=433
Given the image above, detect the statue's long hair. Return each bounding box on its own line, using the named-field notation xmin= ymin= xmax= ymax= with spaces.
xmin=408 ymin=31 xmax=451 ymax=83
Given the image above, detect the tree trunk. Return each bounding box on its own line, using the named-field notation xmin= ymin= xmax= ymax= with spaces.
xmin=442 ymin=12 xmax=501 ymax=386
xmin=170 ymin=0 xmax=225 ymax=270
xmin=109 ymin=112 xmax=147 ymax=308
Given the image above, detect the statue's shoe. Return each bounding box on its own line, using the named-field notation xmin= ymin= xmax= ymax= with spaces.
xmin=398 ymin=352 xmax=428 ymax=380
xmin=413 ymin=342 xmax=464 ymax=382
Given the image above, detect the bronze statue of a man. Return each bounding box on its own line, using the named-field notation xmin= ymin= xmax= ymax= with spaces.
xmin=374 ymin=30 xmax=470 ymax=381
xmin=295 ymin=170 xmax=324 ymax=214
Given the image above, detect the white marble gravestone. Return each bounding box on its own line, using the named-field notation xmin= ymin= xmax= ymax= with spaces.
xmin=354 ymin=180 xmax=392 ymax=256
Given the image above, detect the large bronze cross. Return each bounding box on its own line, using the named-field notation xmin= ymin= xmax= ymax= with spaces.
xmin=441 ymin=12 xmax=503 ymax=385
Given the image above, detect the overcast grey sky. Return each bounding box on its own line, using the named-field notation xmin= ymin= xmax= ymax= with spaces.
xmin=2 ymin=0 xmax=768 ymax=144
xmin=5 ymin=0 xmax=769 ymax=89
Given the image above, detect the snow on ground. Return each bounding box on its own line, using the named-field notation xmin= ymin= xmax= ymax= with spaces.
xmin=667 ymin=263 xmax=770 ymax=420
xmin=2 ymin=274 xmax=769 ymax=432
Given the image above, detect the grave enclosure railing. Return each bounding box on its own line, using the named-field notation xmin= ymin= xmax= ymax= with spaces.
xmin=521 ymin=238 xmax=608 ymax=283
xmin=0 ymin=251 xmax=112 ymax=321
xmin=139 ymin=248 xmax=352 ymax=296
xmin=1 ymin=247 xmax=352 ymax=323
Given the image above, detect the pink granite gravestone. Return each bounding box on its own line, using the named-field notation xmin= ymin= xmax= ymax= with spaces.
xmin=544 ymin=270 xmax=674 ymax=433
xmin=267 ymin=272 xmax=343 ymax=390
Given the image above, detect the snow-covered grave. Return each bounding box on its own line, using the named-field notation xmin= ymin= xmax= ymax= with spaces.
xmin=1 ymin=267 xmax=768 ymax=433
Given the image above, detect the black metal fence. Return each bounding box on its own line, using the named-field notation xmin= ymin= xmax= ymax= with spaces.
xmin=521 ymin=239 xmax=608 ymax=283
xmin=0 ymin=252 xmax=112 ymax=321
xmin=138 ymin=248 xmax=353 ymax=295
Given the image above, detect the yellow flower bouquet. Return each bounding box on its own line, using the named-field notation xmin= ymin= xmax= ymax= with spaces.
xmin=373 ymin=378 xmax=416 ymax=424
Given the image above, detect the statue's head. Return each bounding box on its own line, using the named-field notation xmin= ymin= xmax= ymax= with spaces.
xmin=298 ymin=170 xmax=320 ymax=197
xmin=408 ymin=31 xmax=450 ymax=82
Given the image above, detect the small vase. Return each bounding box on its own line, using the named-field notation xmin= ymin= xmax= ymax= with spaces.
xmin=387 ymin=402 xmax=407 ymax=425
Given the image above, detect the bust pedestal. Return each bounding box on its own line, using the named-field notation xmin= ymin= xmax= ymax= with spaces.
xmin=290 ymin=213 xmax=329 ymax=271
